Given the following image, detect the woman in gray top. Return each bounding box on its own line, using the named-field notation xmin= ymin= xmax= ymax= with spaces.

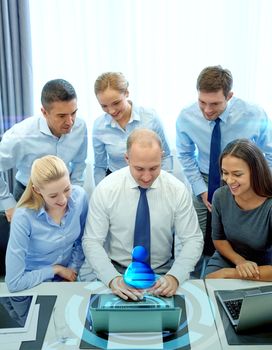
xmin=205 ymin=139 xmax=272 ymax=281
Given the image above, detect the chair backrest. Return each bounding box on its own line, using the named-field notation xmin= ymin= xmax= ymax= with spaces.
xmin=0 ymin=212 xmax=10 ymax=276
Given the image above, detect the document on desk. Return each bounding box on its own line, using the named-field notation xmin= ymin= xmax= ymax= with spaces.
xmin=0 ymin=304 xmax=39 ymax=344
xmin=108 ymin=332 xmax=163 ymax=349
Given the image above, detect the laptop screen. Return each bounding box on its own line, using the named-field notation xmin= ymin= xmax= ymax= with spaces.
xmin=90 ymin=294 xmax=182 ymax=333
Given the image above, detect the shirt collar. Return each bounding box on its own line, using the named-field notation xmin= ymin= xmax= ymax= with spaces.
xmin=39 ymin=116 xmax=55 ymax=136
xmin=218 ymin=98 xmax=233 ymax=124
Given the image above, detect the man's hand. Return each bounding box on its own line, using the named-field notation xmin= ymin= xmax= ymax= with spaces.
xmin=109 ymin=276 xmax=144 ymax=301
xmin=200 ymin=192 xmax=212 ymax=212
xmin=5 ymin=207 xmax=15 ymax=222
xmin=150 ymin=275 xmax=179 ymax=297
xmin=53 ymin=265 xmax=77 ymax=281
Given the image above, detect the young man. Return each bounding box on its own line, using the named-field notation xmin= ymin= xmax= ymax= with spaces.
xmin=176 ymin=66 xmax=272 ymax=244
xmin=83 ymin=128 xmax=203 ymax=300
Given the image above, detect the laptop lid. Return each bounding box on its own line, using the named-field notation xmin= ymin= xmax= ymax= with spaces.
xmin=89 ymin=294 xmax=182 ymax=333
xmin=215 ymin=287 xmax=272 ymax=333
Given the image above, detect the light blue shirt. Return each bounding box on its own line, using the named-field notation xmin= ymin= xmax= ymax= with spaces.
xmin=176 ymin=97 xmax=272 ymax=196
xmin=5 ymin=185 xmax=88 ymax=292
xmin=0 ymin=116 xmax=88 ymax=210
xmin=92 ymin=103 xmax=173 ymax=185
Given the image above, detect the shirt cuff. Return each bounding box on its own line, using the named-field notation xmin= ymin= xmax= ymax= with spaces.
xmin=191 ymin=178 xmax=207 ymax=197
xmin=166 ymin=267 xmax=190 ymax=287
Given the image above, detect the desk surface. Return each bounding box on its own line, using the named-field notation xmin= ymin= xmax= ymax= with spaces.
xmin=205 ymin=279 xmax=272 ymax=350
xmin=0 ymin=280 xmax=221 ymax=350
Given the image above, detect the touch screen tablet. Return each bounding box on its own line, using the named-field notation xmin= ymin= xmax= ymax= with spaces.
xmin=0 ymin=294 xmax=37 ymax=334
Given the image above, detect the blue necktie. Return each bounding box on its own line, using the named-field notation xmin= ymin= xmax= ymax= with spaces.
xmin=208 ymin=118 xmax=221 ymax=203
xmin=133 ymin=187 xmax=151 ymax=265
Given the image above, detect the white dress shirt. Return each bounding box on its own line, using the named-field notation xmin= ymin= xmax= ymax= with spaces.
xmin=83 ymin=167 xmax=203 ymax=287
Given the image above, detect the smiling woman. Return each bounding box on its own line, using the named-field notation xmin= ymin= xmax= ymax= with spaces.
xmin=205 ymin=139 xmax=272 ymax=281
xmin=5 ymin=155 xmax=89 ymax=292
xmin=92 ymin=71 xmax=173 ymax=184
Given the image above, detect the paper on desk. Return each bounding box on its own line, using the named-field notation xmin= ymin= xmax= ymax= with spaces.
xmin=0 ymin=304 xmax=40 ymax=344
xmin=108 ymin=332 xmax=163 ymax=349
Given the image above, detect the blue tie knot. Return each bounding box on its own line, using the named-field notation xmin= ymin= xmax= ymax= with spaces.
xmin=138 ymin=186 xmax=147 ymax=194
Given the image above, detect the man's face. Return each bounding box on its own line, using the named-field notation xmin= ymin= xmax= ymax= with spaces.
xmin=41 ymin=99 xmax=78 ymax=137
xmin=125 ymin=143 xmax=162 ymax=188
xmin=198 ymin=89 xmax=233 ymax=121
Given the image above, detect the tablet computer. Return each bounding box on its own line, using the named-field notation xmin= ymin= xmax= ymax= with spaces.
xmin=0 ymin=294 xmax=37 ymax=334
xmin=89 ymin=293 xmax=182 ymax=333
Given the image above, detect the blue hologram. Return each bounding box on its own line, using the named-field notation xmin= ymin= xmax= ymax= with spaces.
xmin=124 ymin=246 xmax=156 ymax=289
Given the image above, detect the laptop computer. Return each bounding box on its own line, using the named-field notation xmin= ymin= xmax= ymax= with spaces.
xmin=89 ymin=293 xmax=182 ymax=333
xmin=215 ymin=285 xmax=272 ymax=333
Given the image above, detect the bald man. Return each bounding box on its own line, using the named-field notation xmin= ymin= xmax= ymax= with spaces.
xmin=83 ymin=128 xmax=203 ymax=300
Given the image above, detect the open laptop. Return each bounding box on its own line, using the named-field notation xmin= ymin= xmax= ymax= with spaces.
xmin=215 ymin=285 xmax=272 ymax=333
xmin=89 ymin=293 xmax=182 ymax=333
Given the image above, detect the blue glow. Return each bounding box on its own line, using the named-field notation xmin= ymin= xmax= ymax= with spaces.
xmin=124 ymin=246 xmax=156 ymax=289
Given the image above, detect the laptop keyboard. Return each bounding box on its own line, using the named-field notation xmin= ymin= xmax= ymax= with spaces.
xmin=224 ymin=299 xmax=243 ymax=320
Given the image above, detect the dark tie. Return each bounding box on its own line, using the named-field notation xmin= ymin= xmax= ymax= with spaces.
xmin=208 ymin=118 xmax=221 ymax=203
xmin=133 ymin=187 xmax=151 ymax=265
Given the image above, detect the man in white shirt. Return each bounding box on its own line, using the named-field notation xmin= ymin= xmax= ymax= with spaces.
xmin=83 ymin=128 xmax=203 ymax=300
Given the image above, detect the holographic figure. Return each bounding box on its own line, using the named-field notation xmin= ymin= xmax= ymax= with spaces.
xmin=124 ymin=246 xmax=156 ymax=289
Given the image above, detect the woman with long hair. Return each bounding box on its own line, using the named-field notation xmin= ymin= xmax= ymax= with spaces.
xmin=205 ymin=139 xmax=272 ymax=280
xmin=5 ymin=155 xmax=88 ymax=292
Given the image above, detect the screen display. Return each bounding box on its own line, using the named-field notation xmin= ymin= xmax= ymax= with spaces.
xmin=0 ymin=295 xmax=36 ymax=333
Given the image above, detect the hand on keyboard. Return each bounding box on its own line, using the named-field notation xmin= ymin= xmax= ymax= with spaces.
xmin=149 ymin=274 xmax=179 ymax=297
xmin=109 ymin=276 xmax=144 ymax=301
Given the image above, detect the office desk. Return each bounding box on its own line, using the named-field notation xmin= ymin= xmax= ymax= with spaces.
xmin=0 ymin=279 xmax=221 ymax=350
xmin=205 ymin=279 xmax=272 ymax=350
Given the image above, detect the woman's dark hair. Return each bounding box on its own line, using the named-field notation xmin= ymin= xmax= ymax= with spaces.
xmin=220 ymin=138 xmax=272 ymax=197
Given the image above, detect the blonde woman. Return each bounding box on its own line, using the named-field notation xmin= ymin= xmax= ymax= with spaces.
xmin=92 ymin=72 xmax=173 ymax=185
xmin=5 ymin=156 xmax=88 ymax=292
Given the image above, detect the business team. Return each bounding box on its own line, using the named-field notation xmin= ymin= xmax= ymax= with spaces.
xmin=1 ymin=66 xmax=272 ymax=295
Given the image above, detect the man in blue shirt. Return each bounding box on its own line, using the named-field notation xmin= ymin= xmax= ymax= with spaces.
xmin=176 ymin=66 xmax=272 ymax=274
xmin=0 ymin=79 xmax=87 ymax=274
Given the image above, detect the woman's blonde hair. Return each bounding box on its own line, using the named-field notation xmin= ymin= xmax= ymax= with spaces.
xmin=94 ymin=72 xmax=129 ymax=95
xmin=17 ymin=155 xmax=69 ymax=210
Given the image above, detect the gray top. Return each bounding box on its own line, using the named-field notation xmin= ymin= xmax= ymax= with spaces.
xmin=212 ymin=186 xmax=272 ymax=265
